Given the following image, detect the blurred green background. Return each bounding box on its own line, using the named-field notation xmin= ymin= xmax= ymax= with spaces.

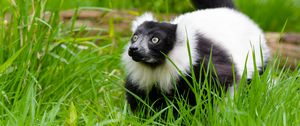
xmin=1 ymin=0 xmax=300 ymax=32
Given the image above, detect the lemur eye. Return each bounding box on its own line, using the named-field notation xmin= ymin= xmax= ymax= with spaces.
xmin=132 ymin=35 xmax=138 ymax=42
xmin=151 ymin=37 xmax=159 ymax=44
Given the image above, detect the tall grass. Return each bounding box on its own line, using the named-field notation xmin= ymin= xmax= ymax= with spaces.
xmin=0 ymin=0 xmax=124 ymax=125
xmin=0 ymin=0 xmax=299 ymax=125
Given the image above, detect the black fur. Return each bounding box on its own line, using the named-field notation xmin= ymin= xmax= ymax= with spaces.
xmin=125 ymin=34 xmax=237 ymax=113
xmin=129 ymin=21 xmax=177 ymax=67
xmin=191 ymin=0 xmax=235 ymax=9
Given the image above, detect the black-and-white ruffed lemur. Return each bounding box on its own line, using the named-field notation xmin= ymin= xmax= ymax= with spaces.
xmin=122 ymin=0 xmax=270 ymax=113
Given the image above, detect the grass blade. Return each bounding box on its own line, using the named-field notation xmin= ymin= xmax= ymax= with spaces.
xmin=0 ymin=46 xmax=26 ymax=74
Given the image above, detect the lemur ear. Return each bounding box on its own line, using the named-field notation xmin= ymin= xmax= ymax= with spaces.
xmin=131 ymin=13 xmax=156 ymax=32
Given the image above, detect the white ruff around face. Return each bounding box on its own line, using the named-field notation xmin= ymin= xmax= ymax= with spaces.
xmin=123 ymin=13 xmax=199 ymax=93
xmin=122 ymin=40 xmax=197 ymax=93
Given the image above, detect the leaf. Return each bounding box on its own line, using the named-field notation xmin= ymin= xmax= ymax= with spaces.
xmin=0 ymin=46 xmax=26 ymax=74
xmin=67 ymin=102 xmax=77 ymax=126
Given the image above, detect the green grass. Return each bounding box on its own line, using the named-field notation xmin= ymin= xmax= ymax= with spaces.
xmin=235 ymin=0 xmax=300 ymax=32
xmin=0 ymin=0 xmax=300 ymax=125
xmin=1 ymin=0 xmax=300 ymax=32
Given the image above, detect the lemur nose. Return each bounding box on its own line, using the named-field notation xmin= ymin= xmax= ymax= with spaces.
xmin=129 ymin=46 xmax=138 ymax=52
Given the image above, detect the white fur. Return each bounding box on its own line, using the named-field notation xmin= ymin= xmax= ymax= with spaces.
xmin=172 ymin=8 xmax=270 ymax=79
xmin=228 ymin=85 xmax=236 ymax=98
xmin=131 ymin=13 xmax=156 ymax=32
xmin=122 ymin=44 xmax=184 ymax=93
xmin=123 ymin=8 xmax=270 ymax=93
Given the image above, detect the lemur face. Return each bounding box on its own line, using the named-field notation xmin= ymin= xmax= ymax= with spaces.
xmin=128 ymin=21 xmax=177 ymax=66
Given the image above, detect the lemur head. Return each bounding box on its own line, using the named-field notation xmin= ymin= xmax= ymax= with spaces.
xmin=128 ymin=13 xmax=177 ymax=66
